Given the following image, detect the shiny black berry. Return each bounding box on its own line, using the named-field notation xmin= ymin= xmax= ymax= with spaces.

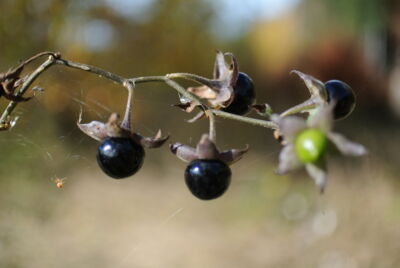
xmin=97 ymin=137 xmax=145 ymax=179
xmin=184 ymin=159 xmax=231 ymax=200
xmin=324 ymin=80 xmax=356 ymax=120
xmin=222 ymin=72 xmax=255 ymax=115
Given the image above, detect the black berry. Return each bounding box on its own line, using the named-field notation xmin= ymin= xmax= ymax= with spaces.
xmin=97 ymin=137 xmax=145 ymax=179
xmin=324 ymin=80 xmax=356 ymax=120
xmin=184 ymin=159 xmax=231 ymax=200
xmin=222 ymin=72 xmax=255 ymax=115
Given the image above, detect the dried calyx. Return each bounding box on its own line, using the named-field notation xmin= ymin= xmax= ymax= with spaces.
xmin=77 ymin=112 xmax=169 ymax=148
xmin=77 ymin=84 xmax=169 ymax=179
xmin=172 ymin=51 xmax=239 ymax=121
xmin=170 ymin=134 xmax=248 ymax=165
xmin=0 ymin=52 xmax=60 ymax=103
xmin=170 ymin=134 xmax=248 ymax=200
xmin=282 ymin=70 xmax=356 ymax=120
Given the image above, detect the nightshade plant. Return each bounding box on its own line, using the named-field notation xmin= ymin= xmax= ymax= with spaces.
xmin=0 ymin=51 xmax=367 ymax=200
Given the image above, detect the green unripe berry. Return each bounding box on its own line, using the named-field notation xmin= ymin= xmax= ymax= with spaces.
xmin=295 ymin=129 xmax=327 ymax=163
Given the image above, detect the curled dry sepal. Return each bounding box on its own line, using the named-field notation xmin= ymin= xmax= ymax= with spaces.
xmin=272 ymin=104 xmax=367 ymax=193
xmin=77 ymin=112 xmax=169 ymax=178
xmin=0 ymin=64 xmax=31 ymax=102
xmin=289 ymin=70 xmax=356 ymax=120
xmin=174 ymin=51 xmax=239 ymax=114
xmin=0 ymin=52 xmax=60 ymax=103
xmin=170 ymin=134 xmax=248 ymax=200
xmin=170 ymin=134 xmax=248 ymax=164
xmin=77 ymin=112 xmax=169 ymax=147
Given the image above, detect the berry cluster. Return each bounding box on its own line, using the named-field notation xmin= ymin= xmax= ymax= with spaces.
xmin=76 ymin=52 xmax=364 ymax=199
xmin=0 ymin=51 xmax=366 ymax=200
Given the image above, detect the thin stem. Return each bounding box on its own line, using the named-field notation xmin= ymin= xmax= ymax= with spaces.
xmin=211 ymin=109 xmax=278 ymax=129
xmin=0 ymin=53 xmax=279 ymax=133
xmin=0 ymin=52 xmax=60 ymax=82
xmin=166 ymin=72 xmax=213 ymax=86
xmin=163 ymin=78 xmax=204 ymax=107
xmin=206 ymin=110 xmax=216 ymax=142
xmin=280 ymin=99 xmax=316 ymax=117
xmin=15 ymin=51 xmax=60 ymax=69
xmin=130 ymin=76 xmax=166 ymax=83
xmin=55 ymin=59 xmax=125 ymax=84
xmin=0 ymin=56 xmax=56 ymax=123
xmin=120 ymin=80 xmax=134 ymax=130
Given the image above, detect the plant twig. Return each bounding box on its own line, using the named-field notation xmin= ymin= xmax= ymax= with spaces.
xmin=211 ymin=109 xmax=278 ymax=129
xmin=166 ymin=73 xmax=212 ymax=86
xmin=280 ymin=99 xmax=316 ymax=117
xmin=121 ymin=80 xmax=134 ymax=130
xmin=205 ymin=110 xmax=216 ymax=142
xmin=0 ymin=53 xmax=279 ymax=133
xmin=0 ymin=55 xmax=57 ymax=123
xmin=55 ymin=59 xmax=126 ymax=84
xmin=163 ymin=78 xmax=204 ymax=108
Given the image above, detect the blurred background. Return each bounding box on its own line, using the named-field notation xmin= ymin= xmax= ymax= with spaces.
xmin=0 ymin=0 xmax=400 ymax=267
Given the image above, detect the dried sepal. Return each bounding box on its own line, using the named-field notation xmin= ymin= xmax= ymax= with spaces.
xmin=170 ymin=143 xmax=197 ymax=163
xmin=0 ymin=52 xmax=60 ymax=102
xmin=307 ymin=103 xmax=334 ymax=133
xmin=78 ymin=111 xmax=169 ymax=149
xmin=291 ymin=70 xmax=327 ymax=103
xmin=77 ymin=121 xmax=108 ymax=141
xmin=209 ymin=52 xmax=238 ymax=107
xmin=0 ymin=64 xmax=31 ymax=102
xmin=178 ymin=51 xmax=239 ymax=111
xmin=305 ymin=162 xmax=327 ymax=193
xmin=213 ymin=50 xmax=226 ymax=79
xmin=277 ymin=144 xmax=302 ymax=174
xmin=187 ymin=85 xmax=217 ymax=99
xmin=272 ymin=114 xmax=307 ymax=143
xmin=77 ymin=113 xmax=126 ymax=141
xmin=219 ymin=145 xmax=249 ymax=165
xmin=196 ymin=134 xmax=219 ymax=159
xmin=327 ymin=132 xmax=367 ymax=156
xmin=171 ymin=133 xmax=248 ymax=165
xmin=132 ymin=130 xmax=169 ymax=149
xmin=105 ymin=113 xmax=129 ymax=137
